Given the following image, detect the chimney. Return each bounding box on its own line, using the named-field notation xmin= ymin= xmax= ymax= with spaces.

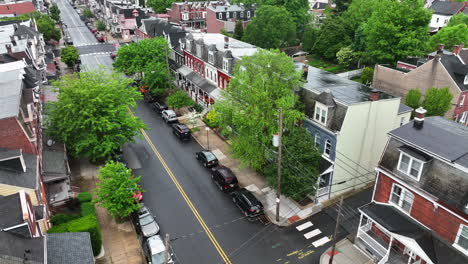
xmin=5 ymin=44 xmax=12 ymax=54
xmin=437 ymin=43 xmax=444 ymax=54
xmin=369 ymin=89 xmax=380 ymax=101
xmin=224 ymin=36 xmax=229 ymax=49
xmin=413 ymin=107 xmax=427 ymax=129
xmin=10 ymin=36 xmax=16 ymax=46
xmin=302 ymin=63 xmax=308 ymax=80
xmin=453 ymin=43 xmax=464 ymax=56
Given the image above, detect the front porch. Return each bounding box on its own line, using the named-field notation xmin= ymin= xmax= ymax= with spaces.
xmin=176 ymin=66 xmax=218 ymax=109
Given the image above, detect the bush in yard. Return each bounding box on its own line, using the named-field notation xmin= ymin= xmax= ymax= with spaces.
xmin=81 ymin=202 xmax=96 ymax=216
xmin=96 ymin=20 xmax=106 ymax=31
xmin=204 ymin=110 xmax=221 ymax=128
xmin=68 ymin=215 xmax=102 ymax=256
xmin=360 ymin=67 xmax=374 ymax=84
xmin=405 ymin=89 xmax=422 ymax=110
xmin=51 ymin=213 xmax=80 ymax=225
xmin=167 ymin=90 xmax=194 ymax=110
xmin=336 ymin=46 xmax=356 ymax=68
xmin=47 ymin=223 xmax=69 ymax=233
xmin=77 ymin=192 xmax=92 ymax=203
xmin=192 ymin=103 xmax=203 ymax=113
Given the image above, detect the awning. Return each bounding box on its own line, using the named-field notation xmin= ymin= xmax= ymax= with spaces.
xmin=186 ymin=72 xmax=216 ymax=93
xmin=209 ymin=88 xmax=224 ymax=100
xmin=177 ymin=66 xmax=192 ymax=77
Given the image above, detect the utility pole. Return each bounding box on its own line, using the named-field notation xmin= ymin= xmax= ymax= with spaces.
xmin=275 ymin=108 xmax=283 ymax=223
xmin=329 ymin=196 xmax=344 ymax=264
xmin=164 ymin=44 xmax=172 ymax=91
xmin=164 ymin=233 xmax=170 ymax=264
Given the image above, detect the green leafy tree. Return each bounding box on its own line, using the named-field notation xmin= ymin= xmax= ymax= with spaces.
xmin=166 ymin=90 xmax=194 ymax=109
xmin=233 ymin=20 xmax=244 ymax=40
xmin=147 ymin=0 xmax=175 ymax=13
xmin=422 ymin=87 xmax=453 ymax=117
xmin=360 ymin=67 xmax=374 ymax=84
xmin=45 ymin=70 xmax=146 ymax=162
xmin=96 ymin=20 xmax=106 ymax=31
xmin=243 ymin=5 xmax=296 ymax=49
xmin=220 ymin=28 xmax=232 ymax=37
xmin=94 ymin=161 xmax=143 ymax=219
xmin=263 ymin=126 xmax=321 ymax=200
xmin=301 ymin=25 xmax=319 ymax=53
xmin=37 ymin=15 xmax=61 ymax=41
xmin=61 ymin=45 xmax=79 ymax=68
xmin=83 ymin=8 xmax=94 ymax=19
xmin=214 ymin=50 xmax=304 ymax=170
xmin=342 ymin=0 xmax=382 ymax=31
xmin=405 ymin=89 xmax=422 ymax=110
xmin=333 ymin=0 xmax=352 ymax=14
xmin=283 ymin=0 xmax=310 ymax=37
xmin=428 ymin=24 xmax=468 ymax=51
xmin=447 ymin=13 xmax=468 ymax=27
xmin=336 ymin=46 xmax=356 ymax=67
xmin=50 ymin=4 xmax=60 ymax=21
xmin=363 ymin=0 xmax=431 ymax=64
xmin=313 ymin=16 xmax=353 ymax=60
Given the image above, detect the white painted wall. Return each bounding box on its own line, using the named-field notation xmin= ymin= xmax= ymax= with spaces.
xmin=205 ymin=63 xmax=218 ymax=85
xmin=430 ymin=14 xmax=451 ymax=29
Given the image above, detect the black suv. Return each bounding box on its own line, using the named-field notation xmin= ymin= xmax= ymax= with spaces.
xmin=151 ymin=101 xmax=168 ymax=114
xmin=172 ymin=124 xmax=191 ymax=141
xmin=196 ymin=150 xmax=219 ymax=168
xmin=211 ymin=166 xmax=238 ymax=192
xmin=231 ymin=188 xmax=264 ymax=218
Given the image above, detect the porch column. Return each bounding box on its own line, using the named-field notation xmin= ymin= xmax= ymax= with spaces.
xmin=357 ymin=214 xmax=363 ymax=237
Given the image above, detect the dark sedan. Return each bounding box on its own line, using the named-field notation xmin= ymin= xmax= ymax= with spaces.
xmin=172 ymin=123 xmax=191 ymax=141
xmin=151 ymin=101 xmax=168 ymax=113
xmin=195 ymin=150 xmax=219 ymax=168
xmin=211 ymin=166 xmax=238 ymax=192
xmin=231 ymin=188 xmax=264 ymax=218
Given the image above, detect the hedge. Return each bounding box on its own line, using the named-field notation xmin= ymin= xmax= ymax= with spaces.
xmin=77 ymin=192 xmax=92 ymax=203
xmin=51 ymin=213 xmax=80 ymax=225
xmin=81 ymin=202 xmax=96 ymax=216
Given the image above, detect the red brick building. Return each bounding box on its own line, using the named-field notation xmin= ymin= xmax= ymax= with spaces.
xmin=205 ymin=4 xmax=255 ymax=34
xmin=355 ymin=108 xmax=468 ymax=264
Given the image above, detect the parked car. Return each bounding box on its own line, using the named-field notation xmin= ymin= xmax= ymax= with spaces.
xmin=151 ymin=101 xmax=168 ymax=114
xmin=91 ymin=28 xmax=97 ymax=34
xmin=211 ymin=166 xmax=238 ymax=192
xmin=65 ymin=36 xmax=73 ymax=45
xmin=172 ymin=124 xmax=191 ymax=141
xmin=96 ymin=35 xmax=105 ymax=42
xmin=231 ymin=188 xmax=264 ymax=218
xmin=110 ymin=51 xmax=117 ymax=60
xmin=195 ymin=150 xmax=219 ymax=168
xmin=161 ymin=110 xmax=178 ymax=123
xmin=134 ymin=205 xmax=159 ymax=238
xmin=144 ymin=235 xmax=174 ymax=264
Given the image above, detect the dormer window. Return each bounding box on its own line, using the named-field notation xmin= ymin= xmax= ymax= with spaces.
xmin=182 ymin=12 xmax=189 ymax=21
xmin=223 ymin=58 xmax=230 ymax=72
xmin=186 ymin=40 xmax=191 ymax=52
xmin=397 ymin=152 xmax=424 ymax=181
xmin=208 ymin=51 xmax=214 ymax=64
xmin=226 ymin=12 xmax=230 ymax=19
xmin=314 ymin=102 xmax=328 ymax=126
xmin=240 ymin=12 xmax=243 ymax=18
xmin=247 ymin=11 xmax=251 ymax=18
xmin=218 ymin=12 xmax=222 ymax=19
xmin=196 ymin=44 xmax=202 ymax=57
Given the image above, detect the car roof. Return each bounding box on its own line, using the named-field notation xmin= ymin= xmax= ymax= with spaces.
xmin=176 ymin=124 xmax=188 ymax=129
xmin=164 ymin=110 xmax=175 ymax=114
xmin=147 ymin=235 xmax=165 ymax=254
xmin=138 ymin=206 xmax=150 ymax=216
xmin=202 ymin=151 xmax=217 ymax=160
xmin=216 ymin=166 xmax=235 ymax=179
xmin=238 ymin=188 xmax=260 ymax=206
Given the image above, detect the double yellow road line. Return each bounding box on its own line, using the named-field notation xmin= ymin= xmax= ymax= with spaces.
xmin=129 ymin=109 xmax=232 ymax=264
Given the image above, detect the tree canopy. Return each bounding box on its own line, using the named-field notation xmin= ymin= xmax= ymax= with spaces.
xmin=233 ymin=20 xmax=244 ymax=40
xmin=313 ymin=16 xmax=353 ymax=60
xmin=61 ymin=45 xmax=79 ymax=68
xmin=422 ymin=87 xmax=453 ymax=117
xmin=447 ymin=13 xmax=468 ymax=27
xmin=428 ymin=24 xmax=468 ymax=51
xmin=147 ymin=0 xmax=175 ymax=13
xmin=405 ymin=89 xmax=422 ymax=110
xmin=94 ymin=161 xmax=143 ymax=219
xmin=166 ymin=90 xmax=194 ymax=109
xmin=242 ymin=5 xmax=296 ymax=49
xmin=37 ymin=15 xmax=61 ymax=41
xmin=45 ymin=70 xmax=146 ymax=162
xmin=50 ymin=4 xmax=60 ymax=22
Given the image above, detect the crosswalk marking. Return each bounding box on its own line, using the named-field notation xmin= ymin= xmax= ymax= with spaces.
xmin=304 ymin=229 xmax=321 ymax=239
xmin=312 ymin=237 xmax=331 ymax=247
xmin=296 ymin=221 xmax=313 ymax=231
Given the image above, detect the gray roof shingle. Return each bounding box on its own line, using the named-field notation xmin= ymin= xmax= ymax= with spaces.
xmin=47 ymin=233 xmax=94 ymax=264
xmin=430 ymin=1 xmax=465 ymax=15
xmin=0 ymin=232 xmax=43 ymax=263
xmin=0 ymin=152 xmax=38 ymax=189
xmin=440 ymin=55 xmax=468 ymax=91
xmin=0 ymin=193 xmax=23 ymax=229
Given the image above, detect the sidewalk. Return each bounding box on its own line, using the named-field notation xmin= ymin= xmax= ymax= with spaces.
xmin=320 ymin=238 xmax=373 ymax=264
xmin=75 ymin=159 xmax=145 ymax=264
xmin=179 ymin=114 xmax=322 ymax=226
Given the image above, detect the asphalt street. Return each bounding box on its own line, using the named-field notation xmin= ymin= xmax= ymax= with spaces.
xmin=55 ymin=0 xmax=373 ymax=262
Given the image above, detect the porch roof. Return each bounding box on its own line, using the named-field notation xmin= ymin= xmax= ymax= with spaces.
xmin=185 ymin=72 xmax=216 ymax=93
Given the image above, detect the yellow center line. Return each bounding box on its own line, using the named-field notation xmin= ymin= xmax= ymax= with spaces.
xmin=129 ymin=108 xmax=232 ymax=264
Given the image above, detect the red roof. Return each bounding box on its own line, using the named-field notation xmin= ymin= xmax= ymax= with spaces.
xmin=0 ymin=2 xmax=36 ymax=15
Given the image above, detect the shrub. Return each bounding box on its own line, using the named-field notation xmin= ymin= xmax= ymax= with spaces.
xmin=78 ymin=192 xmax=92 ymax=203
xmin=51 ymin=213 xmax=80 ymax=225
xmin=65 ymin=198 xmax=81 ymax=211
xmin=68 ymin=215 xmax=102 ymax=256
xmin=204 ymin=111 xmax=221 ymax=128
xmin=47 ymin=223 xmax=69 ymax=233
xmin=192 ymin=103 xmax=203 ymax=113
xmin=81 ymin=202 xmax=96 ymax=216
xmin=361 ymin=67 xmax=374 ymax=84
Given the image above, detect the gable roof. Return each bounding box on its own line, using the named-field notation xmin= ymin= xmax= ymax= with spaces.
xmin=440 ymin=55 xmax=468 ymax=91
xmin=458 ymin=48 xmax=468 ymax=64
xmin=430 ymin=1 xmax=465 ymax=15
xmin=0 ymin=193 xmax=23 ymax=229
xmin=47 ymin=233 xmax=95 ymax=264
xmin=0 ymin=151 xmax=38 ymax=189
xmin=0 ymin=2 xmax=36 ymax=15
xmin=0 ymin=231 xmax=43 ymax=263
xmin=14 ymin=24 xmax=40 ymax=39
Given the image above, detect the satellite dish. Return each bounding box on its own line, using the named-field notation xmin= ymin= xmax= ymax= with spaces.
xmin=47 ymin=139 xmax=54 ymax=147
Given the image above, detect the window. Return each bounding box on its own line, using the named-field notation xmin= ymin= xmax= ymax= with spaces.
xmin=436 ymin=17 xmax=439 ymax=23
xmin=454 ymin=225 xmax=468 ymax=253
xmin=397 ymin=152 xmax=424 ymax=180
xmin=324 ymin=139 xmax=331 ymax=157
xmin=218 ymin=12 xmax=222 ymax=19
xmin=461 ymin=112 xmax=468 ymax=124
xmin=226 ymin=12 xmax=229 ymax=19
xmin=314 ymin=133 xmax=320 ymax=149
xmin=460 ymin=95 xmax=465 ymax=106
xmin=186 ymin=40 xmax=191 ymax=52
xmin=240 ymin=11 xmax=243 ymax=18
xmin=208 ymin=52 xmax=214 ymax=64
xmin=389 ymin=184 xmax=414 ymax=213
xmin=223 ymin=58 xmax=229 ymax=72
xmin=182 ymin=12 xmax=188 ymax=21
xmin=314 ymin=103 xmax=328 ymax=125
xmin=444 ymin=19 xmax=448 ymax=25
xmin=233 ymin=12 xmax=236 ymax=19
xmin=247 ymin=11 xmax=250 ymax=18
xmin=196 ymin=45 xmax=202 ymax=57
xmin=202 ymin=12 xmax=206 ymax=18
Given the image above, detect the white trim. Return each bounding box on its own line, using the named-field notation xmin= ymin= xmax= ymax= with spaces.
xmin=397 ymin=152 xmax=425 ymax=181
xmin=389 ymin=183 xmax=414 ymax=214
xmin=371 ymin=172 xmax=379 ymax=202
xmin=314 ymin=102 xmax=328 ymax=126
xmin=1 ymin=222 xmax=28 ymax=231
xmin=324 ymin=139 xmax=332 ymax=157
xmin=453 ymin=224 xmax=468 ymax=256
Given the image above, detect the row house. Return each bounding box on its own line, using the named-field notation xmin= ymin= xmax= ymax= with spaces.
xmin=205 ymin=3 xmax=256 ymax=34
xmin=373 ymin=44 xmax=468 ymax=125
xmin=167 ymin=1 xmax=219 ymax=29
xmin=178 ymin=32 xmax=258 ymax=106
xmin=355 ymin=109 xmax=468 ymax=264
xmin=429 ymin=0 xmax=465 ymax=33
xmin=0 ymin=191 xmax=95 ymax=263
xmin=299 ymin=63 xmax=412 ymax=203
xmin=0 ymin=1 xmax=36 ymax=18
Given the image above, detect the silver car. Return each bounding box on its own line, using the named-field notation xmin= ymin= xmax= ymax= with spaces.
xmin=161 ymin=110 xmax=178 ymax=123
xmin=135 ymin=206 xmax=160 ymax=238
xmin=145 ymin=235 xmax=174 ymax=264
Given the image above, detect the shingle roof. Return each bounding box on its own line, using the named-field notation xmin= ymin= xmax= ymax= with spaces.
xmin=398 ymin=103 xmax=413 ymax=114
xmin=0 ymin=2 xmax=36 ymax=15
xmin=0 ymin=232 xmax=43 ymax=263
xmin=47 ymin=233 xmax=95 ymax=264
xmin=0 ymin=152 xmax=38 ymax=189
xmin=0 ymin=148 xmax=20 ymax=160
xmin=430 ymin=1 xmax=465 ymax=15
xmin=458 ymin=48 xmax=468 ymax=64
xmin=13 ymin=25 xmax=39 ymax=39
xmin=0 ymin=193 xmax=23 ymax=229
xmin=440 ymin=55 xmax=468 ymax=91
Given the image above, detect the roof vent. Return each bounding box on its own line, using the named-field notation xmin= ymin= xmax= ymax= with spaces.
xmin=413 ymin=107 xmax=427 ymax=129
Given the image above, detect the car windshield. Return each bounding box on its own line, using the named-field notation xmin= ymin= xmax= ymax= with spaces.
xmin=151 ymin=252 xmax=165 ymax=264
xmin=204 ymin=152 xmax=216 ymax=161
xmin=140 ymin=214 xmax=154 ymax=226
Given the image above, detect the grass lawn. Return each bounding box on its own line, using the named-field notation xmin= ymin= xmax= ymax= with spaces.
xmin=306 ymin=55 xmax=351 ymax=74
xmin=351 ymin=76 xmax=364 ymax=84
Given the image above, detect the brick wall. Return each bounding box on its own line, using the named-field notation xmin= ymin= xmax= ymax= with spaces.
xmin=0 ymin=117 xmax=36 ymax=154
xmin=167 ymin=3 xmax=181 ymax=24
xmin=453 ymin=91 xmax=468 ymax=125
xmin=206 ymin=8 xmax=224 ymax=33
xmin=184 ymin=51 xmax=205 ymax=77
xmin=373 ymin=173 xmax=393 ymax=203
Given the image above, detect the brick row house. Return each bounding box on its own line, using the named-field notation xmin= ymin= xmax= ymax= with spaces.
xmin=355 ymin=108 xmax=468 ymax=264
xmin=373 ymin=44 xmax=468 ymax=125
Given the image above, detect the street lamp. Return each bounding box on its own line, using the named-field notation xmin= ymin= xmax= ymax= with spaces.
xmin=272 ymin=108 xmax=283 ymax=223
xmin=205 ymin=127 xmax=210 ymax=150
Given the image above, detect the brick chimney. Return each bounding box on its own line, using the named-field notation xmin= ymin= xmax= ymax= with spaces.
xmin=5 ymin=44 xmax=12 ymax=54
xmin=302 ymin=63 xmax=308 ymax=80
xmin=224 ymin=35 xmax=229 ymax=49
xmin=369 ymin=89 xmax=380 ymax=101
xmin=453 ymin=43 xmax=464 ymax=56
xmin=414 ymin=107 xmax=427 ymax=129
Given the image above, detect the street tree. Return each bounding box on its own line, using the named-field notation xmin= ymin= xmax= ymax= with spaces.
xmin=243 ymin=6 xmax=296 ymax=49
xmin=96 ymin=20 xmax=106 ymax=31
xmin=428 ymin=24 xmax=468 ymax=51
xmin=37 ymin=15 xmax=61 ymax=41
xmin=166 ymin=90 xmax=194 ymax=110
xmin=61 ymin=45 xmax=79 ymax=68
xmin=233 ymin=20 xmax=244 ymax=40
xmin=50 ymin=4 xmax=60 ymax=21
xmin=45 ymin=70 xmax=146 ymax=162
xmin=283 ymin=0 xmax=310 ymax=37
xmin=333 ymin=0 xmax=352 ymax=14
xmin=447 ymin=13 xmax=468 ymax=27
xmin=313 ymin=16 xmax=352 ymax=60
xmin=214 ymin=50 xmax=304 ymax=170
xmin=363 ymin=0 xmax=431 ymax=64
xmin=146 ymin=0 xmax=175 ymax=13
xmin=83 ymin=8 xmax=94 ymax=19
xmin=94 ymin=161 xmax=143 ymax=219
xmin=342 ymin=0 xmax=381 ymax=31
xmin=405 ymin=89 xmax=422 ymax=110
xmin=422 ymin=87 xmax=453 ymax=117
